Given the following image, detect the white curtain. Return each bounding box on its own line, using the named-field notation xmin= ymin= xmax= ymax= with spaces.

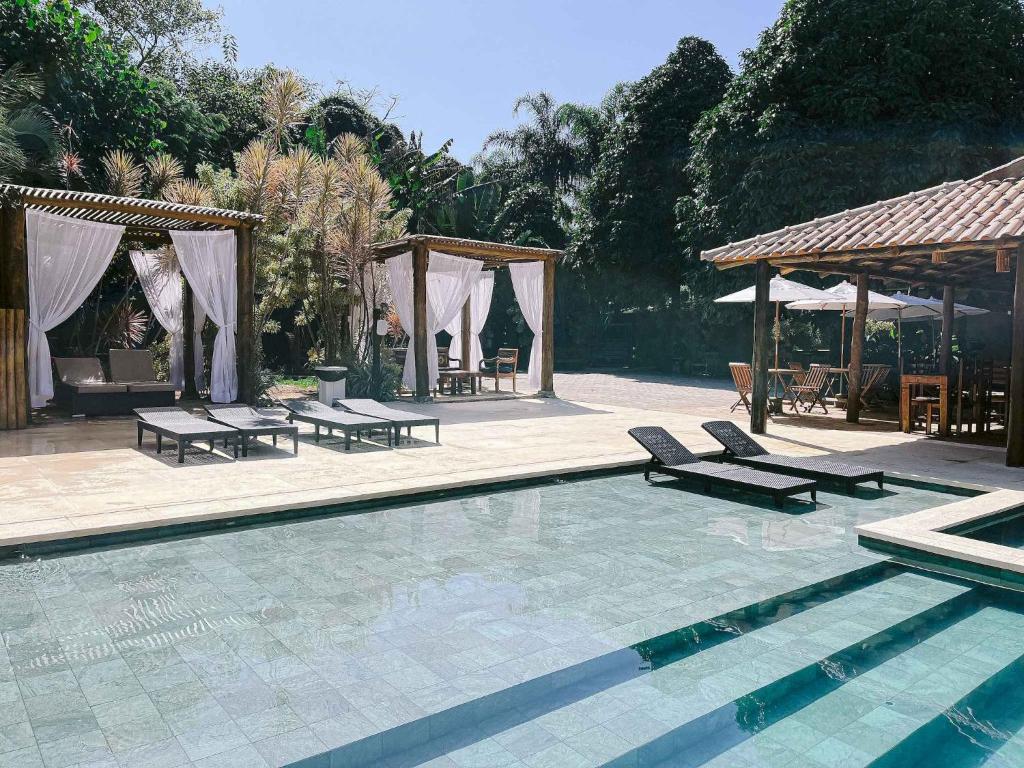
xmin=170 ymin=230 xmax=237 ymax=402
xmin=26 ymin=210 xmax=124 ymax=407
xmin=130 ymin=250 xmax=184 ymax=390
xmin=444 ymin=271 xmax=494 ymax=371
xmin=193 ymin=296 xmax=207 ymax=393
xmin=509 ymin=261 xmax=545 ymax=391
xmin=386 ymin=251 xmax=482 ymax=390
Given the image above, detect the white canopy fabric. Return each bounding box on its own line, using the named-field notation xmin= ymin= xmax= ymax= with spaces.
xmin=130 ymin=250 xmax=184 ymax=390
xmin=387 ymin=251 xmax=483 ymax=390
xmin=785 ymin=280 xmax=907 ymax=312
xmin=26 ymin=210 xmax=124 ymax=407
xmin=170 ymin=230 xmax=237 ymax=403
xmin=714 ymin=276 xmax=834 ymax=304
xmin=444 ymin=271 xmax=494 ymax=371
xmin=509 ymin=261 xmax=545 ymax=391
xmin=867 ymin=292 xmax=989 ymax=323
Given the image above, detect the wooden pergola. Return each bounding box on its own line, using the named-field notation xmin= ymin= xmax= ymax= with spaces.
xmin=371 ymin=235 xmax=561 ymax=400
xmin=701 ymin=157 xmax=1024 ymax=466
xmin=0 ymin=184 xmax=263 ymax=429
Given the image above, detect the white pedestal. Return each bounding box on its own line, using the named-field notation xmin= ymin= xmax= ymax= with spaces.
xmin=318 ymin=378 xmax=346 ymax=406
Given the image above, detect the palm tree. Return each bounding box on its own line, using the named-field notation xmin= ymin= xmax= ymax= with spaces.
xmin=0 ymin=62 xmax=57 ymax=185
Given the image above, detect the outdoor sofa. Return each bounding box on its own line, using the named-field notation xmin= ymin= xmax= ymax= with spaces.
xmin=205 ymin=404 xmax=299 ymax=456
xmin=628 ymin=426 xmax=817 ymax=508
xmin=334 ymin=398 xmax=440 ymax=444
xmin=701 ymin=420 xmax=884 ymax=492
xmin=109 ymin=349 xmax=177 ymax=402
xmin=135 ymin=407 xmax=240 ymax=463
xmin=280 ymin=399 xmax=393 ymax=450
xmin=53 ymin=356 xmax=174 ymax=416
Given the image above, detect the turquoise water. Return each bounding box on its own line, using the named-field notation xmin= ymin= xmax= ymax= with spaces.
xmin=1 ymin=473 xmax=1014 ymax=768
xmin=961 ymin=511 xmax=1024 ymax=550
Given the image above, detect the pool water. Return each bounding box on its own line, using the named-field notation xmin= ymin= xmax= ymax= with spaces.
xmin=961 ymin=511 xmax=1024 ymax=550
xmin=0 ymin=473 xmax=1013 ymax=768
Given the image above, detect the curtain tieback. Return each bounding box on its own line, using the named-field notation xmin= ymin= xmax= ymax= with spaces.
xmin=27 ymin=317 xmax=43 ymax=332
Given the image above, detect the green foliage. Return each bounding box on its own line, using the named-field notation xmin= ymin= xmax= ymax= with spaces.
xmin=344 ymin=353 xmax=403 ymax=402
xmin=683 ymin=0 xmax=1024 ymax=253
xmin=571 ymin=37 xmax=731 ymax=298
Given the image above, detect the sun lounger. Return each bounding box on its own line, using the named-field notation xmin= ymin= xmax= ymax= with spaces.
xmin=334 ymin=398 xmax=440 ymax=444
xmin=204 ymin=405 xmax=299 ymax=457
xmin=627 ymin=426 xmax=816 ymax=507
xmin=135 ymin=407 xmax=240 ymax=463
xmin=700 ymin=420 xmax=883 ymax=492
xmin=279 ymin=399 xmax=393 ymax=450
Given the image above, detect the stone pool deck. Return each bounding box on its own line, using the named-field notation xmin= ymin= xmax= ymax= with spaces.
xmin=1 ymin=371 xmax=1022 ymax=548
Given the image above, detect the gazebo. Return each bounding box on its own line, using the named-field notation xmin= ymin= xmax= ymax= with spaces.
xmin=371 ymin=235 xmax=561 ymax=400
xmin=701 ymin=156 xmax=1024 ymax=466
xmin=0 ymin=185 xmax=263 ymax=430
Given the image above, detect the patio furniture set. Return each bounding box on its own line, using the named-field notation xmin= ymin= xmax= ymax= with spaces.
xmin=402 ymin=346 xmax=521 ymax=396
xmin=629 ymin=421 xmax=883 ymax=508
xmin=135 ymin=398 xmax=440 ymax=463
xmin=729 ymin=361 xmax=891 ymax=418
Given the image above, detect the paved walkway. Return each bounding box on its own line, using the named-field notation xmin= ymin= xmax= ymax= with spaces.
xmin=0 ymin=371 xmax=1020 ymax=547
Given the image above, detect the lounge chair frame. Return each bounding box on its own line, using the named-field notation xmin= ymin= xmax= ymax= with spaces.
xmin=334 ymin=398 xmax=440 ymax=444
xmin=701 ymin=420 xmax=884 ymax=493
xmin=135 ymin=407 xmax=240 ymax=463
xmin=628 ymin=426 xmax=816 ymax=508
xmin=204 ymin=405 xmax=299 ymax=457
xmin=279 ymin=399 xmax=393 ymax=450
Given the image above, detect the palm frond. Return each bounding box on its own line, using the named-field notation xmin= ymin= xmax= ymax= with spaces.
xmin=101 ymin=149 xmax=144 ymax=197
xmin=147 ymin=153 xmax=184 ymax=199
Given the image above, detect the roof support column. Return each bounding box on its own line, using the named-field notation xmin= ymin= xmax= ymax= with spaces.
xmin=540 ymin=257 xmax=556 ymax=397
xmin=1008 ymin=248 xmax=1024 ymax=466
xmin=0 ymin=203 xmax=28 ymax=430
xmin=750 ymin=259 xmax=771 ymax=434
xmin=940 ymin=285 xmax=955 ymax=378
xmin=182 ymin=281 xmax=198 ymax=400
xmin=460 ymin=294 xmax=471 ymax=374
xmin=235 ymin=224 xmax=255 ymax=404
xmin=412 ymin=241 xmax=431 ymax=401
xmin=846 ymin=273 xmax=869 ymax=423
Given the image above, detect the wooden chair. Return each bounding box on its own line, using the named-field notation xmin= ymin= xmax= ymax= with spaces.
xmin=481 ymin=347 xmax=519 ymax=392
xmin=784 ymin=363 xmax=830 ymax=413
xmin=729 ymin=363 xmax=754 ymax=413
xmin=838 ymin=363 xmax=890 ymax=410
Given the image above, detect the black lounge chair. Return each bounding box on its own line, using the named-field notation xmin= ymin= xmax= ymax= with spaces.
xmin=627 ymin=426 xmax=816 ymax=508
xmin=135 ymin=407 xmax=240 ymax=463
xmin=204 ymin=405 xmax=299 ymax=457
xmin=279 ymin=399 xmax=393 ymax=450
xmin=701 ymin=420 xmax=884 ymax=493
xmin=334 ymin=398 xmax=440 ymax=444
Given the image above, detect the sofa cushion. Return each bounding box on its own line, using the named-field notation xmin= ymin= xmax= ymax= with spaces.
xmin=109 ymin=349 xmax=159 ymax=383
xmin=53 ymin=357 xmax=107 ymax=386
xmin=125 ymin=382 xmax=176 ymax=393
xmin=71 ymin=383 xmax=128 ymax=394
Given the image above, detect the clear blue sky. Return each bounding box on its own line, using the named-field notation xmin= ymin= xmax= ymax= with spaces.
xmin=217 ymin=0 xmax=785 ymax=161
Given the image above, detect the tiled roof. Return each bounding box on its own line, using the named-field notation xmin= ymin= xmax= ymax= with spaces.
xmin=701 ymin=158 xmax=1024 ymax=265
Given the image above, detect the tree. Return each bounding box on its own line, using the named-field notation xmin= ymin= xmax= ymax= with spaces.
xmin=571 ymin=37 xmax=731 ymax=296
xmin=72 ymin=0 xmax=233 ymax=74
xmin=683 ymin=0 xmax=1024 ymax=255
xmin=0 ymin=62 xmax=57 ymax=185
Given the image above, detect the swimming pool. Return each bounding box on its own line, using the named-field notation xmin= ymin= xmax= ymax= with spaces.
xmin=0 ymin=472 xmax=1009 ymax=767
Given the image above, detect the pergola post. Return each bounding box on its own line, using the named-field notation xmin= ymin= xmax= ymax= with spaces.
xmin=0 ymin=202 xmax=28 ymax=429
xmin=540 ymin=256 xmax=556 ymax=396
xmin=940 ymin=285 xmax=955 ymax=377
xmin=1008 ymin=248 xmax=1024 ymax=466
xmin=182 ymin=281 xmax=197 ymax=400
xmin=846 ymin=273 xmax=870 ymax=423
xmin=235 ymin=224 xmax=255 ymax=404
xmin=460 ymin=294 xmax=472 ymax=373
xmin=412 ymin=241 xmax=430 ymax=401
xmin=750 ymin=259 xmax=771 ymax=434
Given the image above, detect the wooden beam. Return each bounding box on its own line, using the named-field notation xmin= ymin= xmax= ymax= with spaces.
xmin=751 ymin=260 xmax=771 ymax=434
xmin=19 ymin=193 xmax=257 ymax=229
xmin=459 ymin=294 xmax=471 ymax=372
xmin=235 ymin=225 xmax=255 ymax=404
xmin=182 ymin=281 xmax=198 ymax=400
xmin=940 ymin=286 xmax=955 ymax=377
xmin=412 ymin=242 xmax=430 ymax=400
xmin=997 ymin=249 xmax=1012 ymax=273
xmin=847 ymin=274 xmax=870 ymax=423
xmin=540 ymin=257 xmax=556 ymax=396
xmin=1008 ymin=248 xmax=1024 ymax=466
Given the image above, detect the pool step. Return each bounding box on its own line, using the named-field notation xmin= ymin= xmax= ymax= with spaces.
xmin=695 ymin=604 xmax=1024 ymax=768
xmin=381 ymin=570 xmax=970 ymax=768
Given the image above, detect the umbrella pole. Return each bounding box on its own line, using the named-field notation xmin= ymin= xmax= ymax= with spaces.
xmin=839 ymin=309 xmax=846 ymax=396
xmin=898 ymin=312 xmax=903 ymax=374
xmin=774 ymin=302 xmax=780 ymax=370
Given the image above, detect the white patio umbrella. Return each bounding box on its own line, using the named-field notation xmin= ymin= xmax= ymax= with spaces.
xmin=867 ymin=293 xmax=989 ymax=371
xmin=715 ymin=276 xmax=835 ymax=369
xmin=786 ymin=281 xmax=907 ymax=371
